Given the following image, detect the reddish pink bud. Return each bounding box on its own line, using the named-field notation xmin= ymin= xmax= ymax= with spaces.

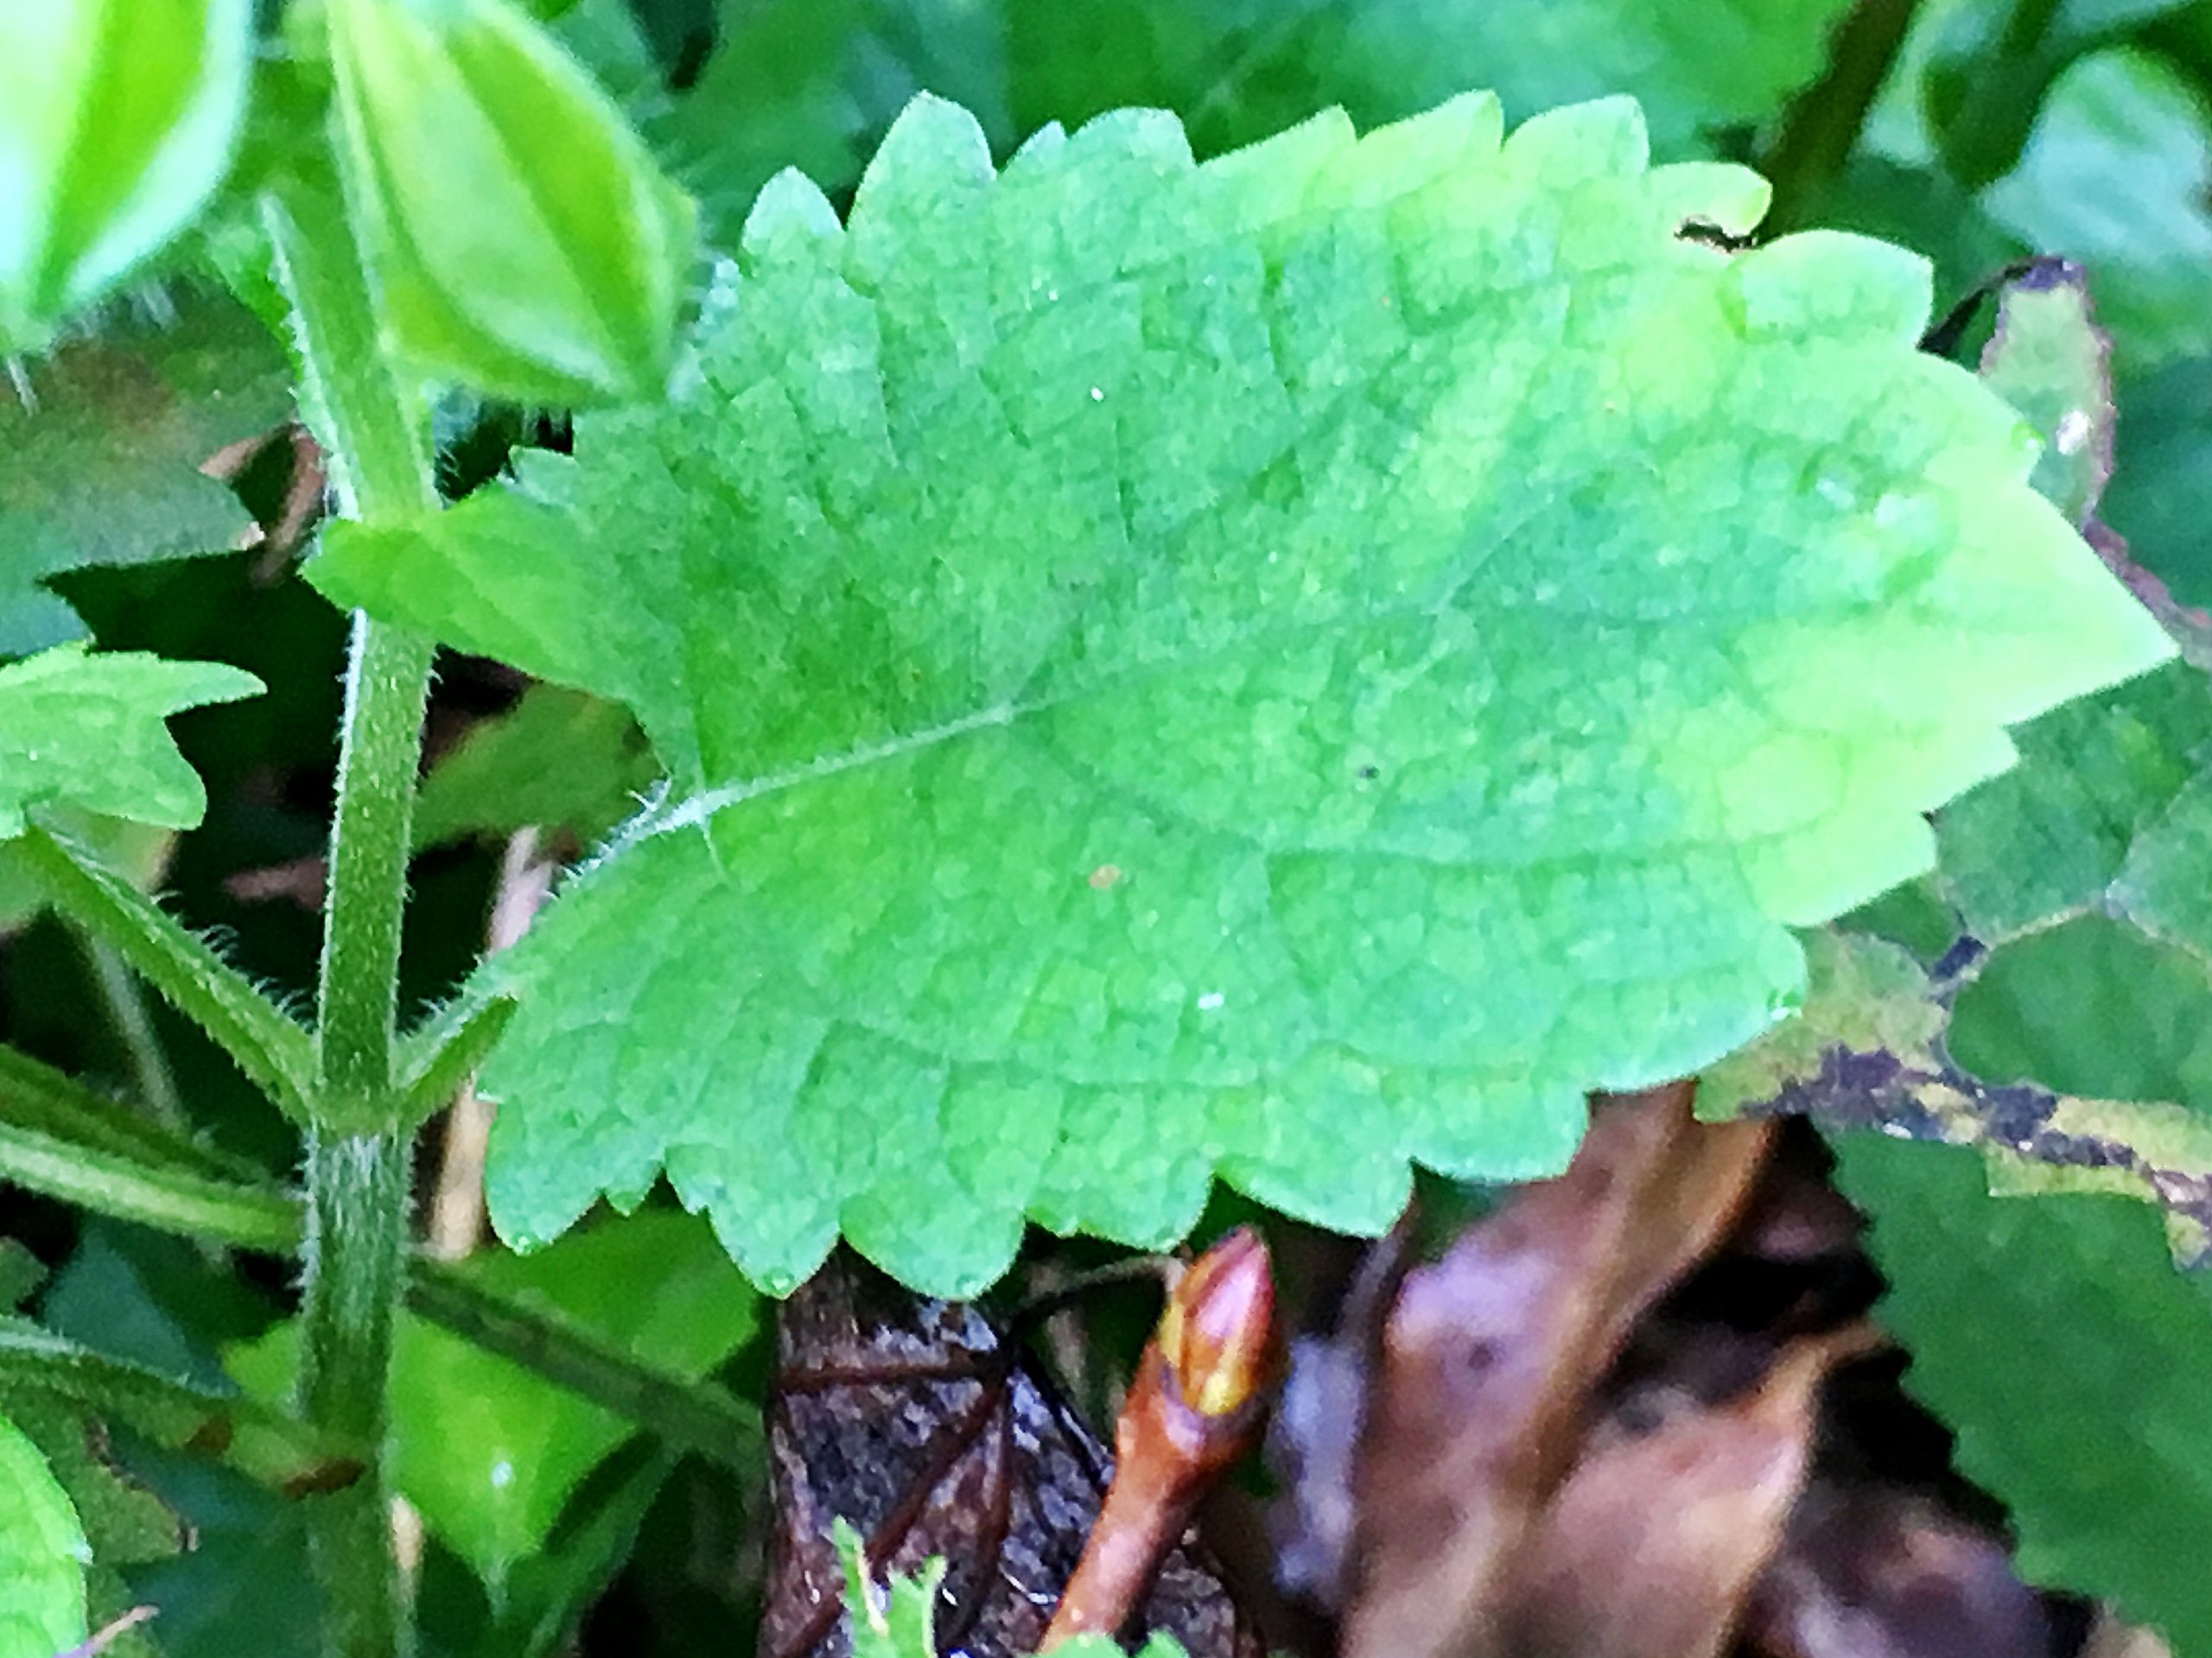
xmin=1156 ymin=1227 xmax=1278 ymax=1418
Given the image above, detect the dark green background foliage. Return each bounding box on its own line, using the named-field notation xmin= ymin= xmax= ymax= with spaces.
xmin=7 ymin=0 xmax=2212 ymax=1653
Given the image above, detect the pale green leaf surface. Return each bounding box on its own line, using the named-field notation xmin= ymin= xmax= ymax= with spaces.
xmin=226 ymin=1212 xmax=755 ymax=1587
xmin=312 ymin=92 xmax=2171 ymax=1294
xmin=0 ymin=1408 xmax=88 ymax=1658
xmin=0 ymin=286 xmax=291 ymax=657
xmin=1831 ymin=1131 xmax=2212 ymax=1655
xmin=0 ymin=644 xmax=262 ymax=840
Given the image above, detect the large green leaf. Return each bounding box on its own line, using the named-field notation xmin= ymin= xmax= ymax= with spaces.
xmin=0 ymin=1408 xmax=87 ymax=1658
xmin=0 ymin=286 xmax=292 ymax=657
xmin=226 ymin=1212 xmax=757 ymax=1589
xmin=312 ymin=92 xmax=2170 ymax=1294
xmin=0 ymin=643 xmax=262 ymax=839
xmin=1938 ymin=657 xmax=2212 ymax=952
xmin=643 ymin=0 xmax=1853 ymax=248
xmin=1831 ymin=1131 xmax=2212 ymax=1655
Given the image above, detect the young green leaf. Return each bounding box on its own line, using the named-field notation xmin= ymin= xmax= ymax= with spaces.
xmin=1830 ymin=1131 xmax=2212 ymax=1656
xmin=325 ymin=0 xmax=696 ymax=405
xmin=311 ymin=92 xmax=2171 ymax=1295
xmin=0 ymin=286 xmax=292 ymax=657
xmin=0 ymin=1408 xmax=88 ymax=1658
xmin=226 ymin=1212 xmax=757 ymax=1590
xmin=830 ymin=1520 xmax=1188 ymax=1658
xmin=1977 ymin=260 xmax=2112 ymax=530
xmin=0 ymin=0 xmax=252 ymax=348
xmin=0 ymin=644 xmax=261 ymax=839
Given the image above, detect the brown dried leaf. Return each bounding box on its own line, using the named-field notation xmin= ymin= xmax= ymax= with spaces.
xmin=1340 ymin=1081 xmax=1774 ymax=1658
xmin=760 ymin=1253 xmax=1259 ymax=1658
xmin=1742 ymin=1482 xmax=2067 ymax=1658
xmin=1498 ymin=1333 xmax=1852 ymax=1658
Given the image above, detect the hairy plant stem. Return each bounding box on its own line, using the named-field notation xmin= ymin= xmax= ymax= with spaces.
xmin=267 ymin=170 xmax=442 ymax=1658
xmin=79 ymin=932 xmax=183 ymax=1126
xmin=0 ymin=1064 xmax=761 ymax=1469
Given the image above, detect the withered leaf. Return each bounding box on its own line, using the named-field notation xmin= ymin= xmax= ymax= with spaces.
xmin=1338 ymin=1082 xmax=1774 ymax=1658
xmin=1498 ymin=1332 xmax=1853 ymax=1658
xmin=1743 ymin=1482 xmax=2067 ymax=1658
xmin=761 ymin=1253 xmax=1259 ymax=1658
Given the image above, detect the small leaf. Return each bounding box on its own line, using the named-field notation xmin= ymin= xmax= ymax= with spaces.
xmin=1978 ymin=258 xmax=2113 ymax=530
xmin=226 ymin=1212 xmax=755 ymax=1589
xmin=0 ymin=1408 xmax=89 ymax=1658
xmin=0 ymin=0 xmax=252 ymax=347
xmin=830 ymin=1523 xmax=1191 ymax=1658
xmin=325 ymin=0 xmax=696 ymax=404
xmin=1830 ymin=1130 xmax=2212 ymax=1655
xmin=0 ymin=644 xmax=261 ymax=840
xmin=311 ymin=91 xmax=2172 ymax=1294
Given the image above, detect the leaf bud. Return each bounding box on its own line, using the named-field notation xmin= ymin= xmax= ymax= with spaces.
xmin=324 ymin=0 xmax=695 ymax=406
xmin=1156 ymin=1226 xmax=1279 ymax=1419
xmin=0 ymin=0 xmax=253 ymax=348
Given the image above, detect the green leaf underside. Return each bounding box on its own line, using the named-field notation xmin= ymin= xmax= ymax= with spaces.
xmin=312 ymin=91 xmax=2171 ymax=1295
xmin=226 ymin=1213 xmax=756 ymax=1585
xmin=0 ymin=1409 xmax=88 ymax=1658
xmin=1831 ymin=1133 xmax=2212 ymax=1655
xmin=0 ymin=287 xmax=291 ymax=657
xmin=0 ymin=644 xmax=263 ymax=840
xmin=411 ymin=683 xmax=662 ymax=851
